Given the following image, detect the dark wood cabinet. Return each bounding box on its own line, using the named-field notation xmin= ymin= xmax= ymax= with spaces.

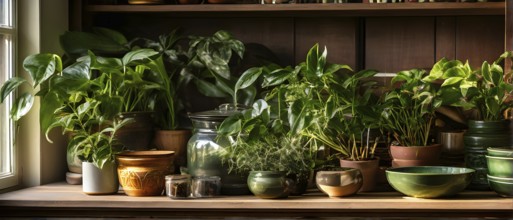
xmin=72 ymin=1 xmax=507 ymax=72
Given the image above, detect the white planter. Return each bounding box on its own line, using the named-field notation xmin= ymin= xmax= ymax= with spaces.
xmin=82 ymin=161 xmax=119 ymax=195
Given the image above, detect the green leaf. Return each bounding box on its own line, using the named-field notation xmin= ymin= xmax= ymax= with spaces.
xmin=122 ymin=49 xmax=159 ymax=66
xmin=218 ymin=115 xmax=242 ymax=135
xmin=22 ymin=53 xmax=61 ymax=87
xmin=441 ymin=77 xmax=463 ymax=87
xmin=443 ymin=66 xmax=466 ymax=78
xmin=195 ymin=79 xmax=228 ymax=98
xmin=60 ymin=31 xmax=128 ymax=55
xmin=235 ymin=67 xmax=262 ymax=91
xmin=62 ymin=58 xmax=91 ymax=80
xmin=288 ymin=100 xmax=309 ymax=134
xmin=11 ymin=93 xmax=34 ymax=121
xmin=490 ymin=63 xmax=503 ymax=86
xmin=92 ymin=27 xmax=128 ymax=45
xmin=481 ymin=61 xmax=492 ymax=83
xmin=40 ymin=91 xmax=62 ymax=133
xmin=429 ymin=58 xmax=447 ymax=79
xmin=262 ymin=68 xmax=293 ymax=87
xmin=306 ymin=44 xmax=319 ymax=79
xmin=0 ymin=77 xmax=27 ymax=103
xmin=251 ymin=99 xmax=268 ymax=117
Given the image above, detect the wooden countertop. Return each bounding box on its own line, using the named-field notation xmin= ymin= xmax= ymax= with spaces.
xmin=0 ymin=182 xmax=512 ymax=218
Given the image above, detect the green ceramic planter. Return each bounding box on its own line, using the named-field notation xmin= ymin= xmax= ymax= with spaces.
xmin=386 ymin=166 xmax=474 ymax=198
xmin=487 ymin=175 xmax=513 ymax=197
xmin=487 ymin=147 xmax=513 ymax=157
xmin=486 ymin=155 xmax=513 ymax=178
xmin=247 ymin=171 xmax=290 ymax=199
xmin=464 ymin=120 xmax=513 ymax=190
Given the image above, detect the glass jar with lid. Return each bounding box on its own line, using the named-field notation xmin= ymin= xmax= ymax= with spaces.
xmin=165 ymin=174 xmax=191 ymax=199
xmin=187 ymin=104 xmax=250 ymax=195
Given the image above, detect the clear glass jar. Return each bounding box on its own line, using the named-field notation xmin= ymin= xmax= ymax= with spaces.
xmin=165 ymin=174 xmax=191 ymax=199
xmin=192 ymin=176 xmax=221 ymax=198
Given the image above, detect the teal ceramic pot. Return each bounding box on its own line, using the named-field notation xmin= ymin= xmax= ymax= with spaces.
xmin=487 ymin=147 xmax=513 ymax=157
xmin=486 ymin=155 xmax=513 ymax=178
xmin=386 ymin=166 xmax=475 ymax=198
xmin=316 ymin=168 xmax=363 ymax=197
xmin=247 ymin=171 xmax=290 ymax=199
xmin=187 ymin=105 xmax=250 ymax=195
xmin=464 ymin=120 xmax=513 ymax=190
xmin=487 ymin=175 xmax=513 ymax=197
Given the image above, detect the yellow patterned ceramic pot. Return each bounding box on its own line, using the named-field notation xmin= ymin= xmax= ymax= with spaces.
xmin=116 ymin=150 xmax=174 ymax=196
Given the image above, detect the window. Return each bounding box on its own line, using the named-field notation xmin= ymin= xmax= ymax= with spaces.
xmin=0 ymin=0 xmax=17 ymax=189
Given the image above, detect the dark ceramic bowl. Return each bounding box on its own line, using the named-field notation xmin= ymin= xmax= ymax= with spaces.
xmin=487 ymin=147 xmax=513 ymax=158
xmin=487 ymin=175 xmax=513 ymax=197
xmin=316 ymin=168 xmax=363 ymax=197
xmin=486 ymin=155 xmax=513 ymax=178
xmin=386 ymin=166 xmax=474 ymax=198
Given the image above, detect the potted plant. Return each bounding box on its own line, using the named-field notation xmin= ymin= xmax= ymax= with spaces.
xmin=382 ymin=68 xmax=444 ymax=167
xmin=303 ymin=68 xmax=385 ymax=192
xmin=217 ymin=99 xmax=317 ymax=199
xmin=424 ymin=53 xmax=513 ymax=189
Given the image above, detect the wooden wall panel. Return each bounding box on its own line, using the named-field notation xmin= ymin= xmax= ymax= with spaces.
xmin=295 ymin=18 xmax=358 ymax=69
xmin=93 ymin=14 xmax=295 ymax=66
xmin=455 ymin=16 xmax=504 ymax=67
xmin=436 ymin=17 xmax=456 ymax=61
xmin=365 ymin=17 xmax=435 ymax=73
xmin=507 ymin=1 xmax=513 ymax=70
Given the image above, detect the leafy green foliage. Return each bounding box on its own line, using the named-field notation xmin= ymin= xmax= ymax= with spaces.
xmin=425 ymin=53 xmax=513 ymax=121
xmin=383 ymin=69 xmax=442 ymax=146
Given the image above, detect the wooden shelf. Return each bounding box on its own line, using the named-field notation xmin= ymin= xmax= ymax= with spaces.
xmin=1 ymin=182 xmax=512 ymax=218
xmin=85 ymin=2 xmax=505 ymax=17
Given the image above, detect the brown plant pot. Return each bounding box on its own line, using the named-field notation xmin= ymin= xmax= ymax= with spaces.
xmin=153 ymin=129 xmax=192 ymax=173
xmin=115 ymin=112 xmax=155 ymax=151
xmin=116 ymin=150 xmax=174 ymax=196
xmin=390 ymin=144 xmax=442 ymax=168
xmin=339 ymin=158 xmax=379 ymax=192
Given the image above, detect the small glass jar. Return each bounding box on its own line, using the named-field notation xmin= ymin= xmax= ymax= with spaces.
xmin=165 ymin=174 xmax=191 ymax=199
xmin=192 ymin=176 xmax=221 ymax=198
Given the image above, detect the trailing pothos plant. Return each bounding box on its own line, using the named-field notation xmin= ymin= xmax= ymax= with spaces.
xmin=0 ymin=48 xmax=165 ymax=168
xmin=423 ymin=52 xmax=513 ymax=121
xmin=382 ymin=69 xmax=443 ymax=147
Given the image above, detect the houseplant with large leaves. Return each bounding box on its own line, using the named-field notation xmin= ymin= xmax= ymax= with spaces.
xmin=424 ymin=53 xmax=513 ymax=189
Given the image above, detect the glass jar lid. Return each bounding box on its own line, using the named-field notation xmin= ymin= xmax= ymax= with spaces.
xmin=188 ymin=103 xmax=247 ymax=121
xmin=166 ymin=174 xmax=191 ymax=180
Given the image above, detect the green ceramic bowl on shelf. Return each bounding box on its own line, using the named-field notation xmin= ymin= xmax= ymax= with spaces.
xmin=486 ymin=155 xmax=513 ymax=178
xmin=487 ymin=175 xmax=513 ymax=197
xmin=386 ymin=166 xmax=475 ymax=198
xmin=487 ymin=147 xmax=513 ymax=158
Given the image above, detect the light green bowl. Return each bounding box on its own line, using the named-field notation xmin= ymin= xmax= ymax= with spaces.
xmin=486 ymin=155 xmax=513 ymax=178
xmin=386 ymin=166 xmax=475 ymax=198
xmin=487 ymin=175 xmax=513 ymax=197
xmin=487 ymin=147 xmax=513 ymax=157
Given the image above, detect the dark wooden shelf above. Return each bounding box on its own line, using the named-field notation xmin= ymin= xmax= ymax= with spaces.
xmin=85 ymin=2 xmax=505 ymax=17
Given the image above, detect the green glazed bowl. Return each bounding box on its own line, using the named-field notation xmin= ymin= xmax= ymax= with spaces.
xmin=487 ymin=175 xmax=513 ymax=197
xmin=487 ymin=147 xmax=513 ymax=157
xmin=486 ymin=155 xmax=513 ymax=178
xmin=386 ymin=166 xmax=475 ymax=198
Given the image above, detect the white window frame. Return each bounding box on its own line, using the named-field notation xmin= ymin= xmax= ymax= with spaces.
xmin=0 ymin=0 xmax=18 ymax=189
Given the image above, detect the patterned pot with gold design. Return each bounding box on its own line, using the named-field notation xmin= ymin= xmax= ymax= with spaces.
xmin=116 ymin=150 xmax=175 ymax=196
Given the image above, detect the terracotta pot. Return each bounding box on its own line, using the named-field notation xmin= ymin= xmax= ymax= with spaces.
xmin=339 ymin=158 xmax=379 ymax=192
xmin=390 ymin=144 xmax=442 ymax=168
xmin=153 ymin=129 xmax=192 ymax=173
xmin=115 ymin=112 xmax=155 ymax=151
xmin=116 ymin=150 xmax=174 ymax=196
